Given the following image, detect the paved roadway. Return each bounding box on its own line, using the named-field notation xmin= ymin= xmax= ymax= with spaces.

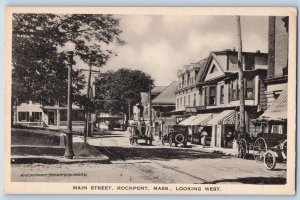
xmin=11 ymin=129 xmax=286 ymax=184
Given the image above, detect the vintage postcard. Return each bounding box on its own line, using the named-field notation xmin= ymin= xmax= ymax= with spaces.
xmin=4 ymin=7 xmax=297 ymax=195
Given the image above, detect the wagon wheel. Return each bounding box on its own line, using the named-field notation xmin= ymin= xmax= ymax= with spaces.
xmin=281 ymin=139 xmax=287 ymax=159
xmin=238 ymin=139 xmax=247 ymax=159
xmin=264 ymin=150 xmax=277 ymax=170
xmin=169 ymin=136 xmax=173 ymax=147
xmin=253 ymin=137 xmax=267 ymax=162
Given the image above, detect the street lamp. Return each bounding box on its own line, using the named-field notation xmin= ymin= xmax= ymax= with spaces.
xmin=64 ymin=41 xmax=76 ymax=159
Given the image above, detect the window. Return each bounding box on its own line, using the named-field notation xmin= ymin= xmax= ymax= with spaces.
xmin=180 ymin=97 xmax=182 ymax=106
xmin=209 ymin=86 xmax=216 ymax=105
xmin=245 ymin=78 xmax=255 ymax=99
xmin=232 ymin=79 xmax=238 ymax=101
xmin=204 ymin=86 xmax=216 ymax=106
xmin=60 ymin=110 xmax=67 ymax=121
xmin=184 ymin=96 xmax=186 ymax=107
xmin=204 ymin=87 xmax=209 ymax=106
xmin=18 ymin=112 xmax=29 ymax=122
xmin=220 ymin=85 xmax=224 ymax=104
xmin=244 ymin=55 xmax=255 ymax=70
xmin=177 ymin=98 xmax=179 ymax=109
xmin=193 ymin=93 xmax=196 ymax=106
xmin=188 ymin=95 xmax=190 ymax=106
xmin=32 ymin=112 xmax=42 ymax=122
xmin=228 ymin=83 xmax=231 ymax=102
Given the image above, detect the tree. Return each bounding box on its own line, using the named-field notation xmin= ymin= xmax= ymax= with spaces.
xmin=95 ymin=68 xmax=154 ymax=119
xmin=12 ymin=13 xmax=124 ymax=107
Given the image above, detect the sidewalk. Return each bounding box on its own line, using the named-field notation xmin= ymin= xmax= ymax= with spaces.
xmin=11 ymin=128 xmax=110 ymax=164
xmin=191 ymin=144 xmax=239 ymax=156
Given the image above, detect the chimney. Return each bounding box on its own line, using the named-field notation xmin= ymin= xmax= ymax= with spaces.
xmin=268 ymin=16 xmax=276 ymax=78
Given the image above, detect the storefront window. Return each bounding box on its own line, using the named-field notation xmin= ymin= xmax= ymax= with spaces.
xmin=18 ymin=112 xmax=29 ymax=122
xmin=31 ymin=112 xmax=42 ymax=122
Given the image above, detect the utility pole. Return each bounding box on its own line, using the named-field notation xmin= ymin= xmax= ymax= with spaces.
xmin=128 ymin=100 xmax=131 ymax=121
xmin=236 ymin=16 xmax=246 ymax=133
xmin=149 ymin=83 xmax=152 ymax=126
xmin=84 ymin=51 xmax=96 ymax=142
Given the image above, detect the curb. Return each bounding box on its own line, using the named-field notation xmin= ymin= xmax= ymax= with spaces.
xmin=11 ymin=155 xmax=111 ymax=165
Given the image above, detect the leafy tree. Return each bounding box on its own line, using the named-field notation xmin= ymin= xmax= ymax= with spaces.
xmin=95 ymin=68 xmax=154 ymax=119
xmin=12 ymin=14 xmax=124 ymax=107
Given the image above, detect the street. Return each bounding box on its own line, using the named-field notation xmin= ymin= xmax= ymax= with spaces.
xmin=11 ymin=129 xmax=286 ymax=184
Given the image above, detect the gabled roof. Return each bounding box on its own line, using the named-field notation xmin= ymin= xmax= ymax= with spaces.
xmin=151 ymin=86 xmax=167 ymax=95
xmin=198 ymin=51 xmax=227 ymax=82
xmin=194 ymin=58 xmax=208 ymax=84
xmin=152 ymin=81 xmax=179 ymax=105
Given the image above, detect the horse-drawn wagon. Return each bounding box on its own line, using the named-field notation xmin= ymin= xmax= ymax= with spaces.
xmin=128 ymin=122 xmax=154 ymax=145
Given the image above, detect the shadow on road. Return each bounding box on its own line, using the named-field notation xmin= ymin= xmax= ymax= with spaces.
xmin=94 ymin=146 xmax=231 ymax=161
xmin=204 ymin=176 xmax=286 ymax=184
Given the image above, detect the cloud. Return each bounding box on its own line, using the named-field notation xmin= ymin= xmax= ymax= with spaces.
xmin=103 ymin=15 xmax=268 ymax=86
xmin=121 ymin=15 xmax=153 ymax=36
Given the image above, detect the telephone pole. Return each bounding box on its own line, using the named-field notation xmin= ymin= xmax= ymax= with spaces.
xmin=236 ymin=16 xmax=246 ymax=133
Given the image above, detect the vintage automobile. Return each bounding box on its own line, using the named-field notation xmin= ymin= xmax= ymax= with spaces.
xmin=237 ymin=120 xmax=287 ymax=170
xmin=161 ymin=125 xmax=188 ymax=147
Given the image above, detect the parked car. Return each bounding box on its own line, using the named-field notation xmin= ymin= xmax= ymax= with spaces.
xmin=162 ymin=125 xmax=188 ymax=147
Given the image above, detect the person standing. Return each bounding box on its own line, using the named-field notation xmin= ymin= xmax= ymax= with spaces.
xmin=201 ymin=130 xmax=208 ymax=148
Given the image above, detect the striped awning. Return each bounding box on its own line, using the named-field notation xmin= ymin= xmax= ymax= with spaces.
xmin=178 ymin=115 xmax=198 ymax=126
xmin=189 ymin=113 xmax=214 ymax=126
xmin=259 ymin=85 xmax=287 ymax=121
xmin=207 ymin=110 xmax=236 ymax=125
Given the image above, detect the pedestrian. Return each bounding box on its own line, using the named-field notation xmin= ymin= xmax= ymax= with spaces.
xmin=201 ymin=130 xmax=208 ymax=148
xmin=225 ymin=131 xmax=233 ymax=148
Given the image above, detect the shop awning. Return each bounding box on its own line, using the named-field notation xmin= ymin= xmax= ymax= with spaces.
xmin=206 ymin=110 xmax=236 ymax=125
xmin=188 ymin=113 xmax=213 ymax=126
xmin=256 ymin=85 xmax=287 ymax=121
xmin=178 ymin=115 xmax=198 ymax=125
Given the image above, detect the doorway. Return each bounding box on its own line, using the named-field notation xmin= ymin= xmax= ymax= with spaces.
xmin=48 ymin=111 xmax=56 ymax=125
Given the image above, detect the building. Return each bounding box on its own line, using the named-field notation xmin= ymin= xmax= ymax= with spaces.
xmin=151 ymin=81 xmax=179 ymax=134
xmin=13 ymin=72 xmax=98 ymax=131
xmin=178 ymin=49 xmax=269 ymax=148
xmin=175 ymin=59 xmax=207 ymax=114
xmin=265 ymin=16 xmax=289 ymax=107
xmin=13 ymin=100 xmax=86 ymax=130
xmin=132 ymin=86 xmax=166 ymax=121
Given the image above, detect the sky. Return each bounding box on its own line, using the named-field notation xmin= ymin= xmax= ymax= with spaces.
xmin=84 ymin=15 xmax=269 ymax=86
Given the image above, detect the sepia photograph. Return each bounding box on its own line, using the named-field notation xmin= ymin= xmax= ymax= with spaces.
xmin=4 ymin=7 xmax=296 ymax=195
